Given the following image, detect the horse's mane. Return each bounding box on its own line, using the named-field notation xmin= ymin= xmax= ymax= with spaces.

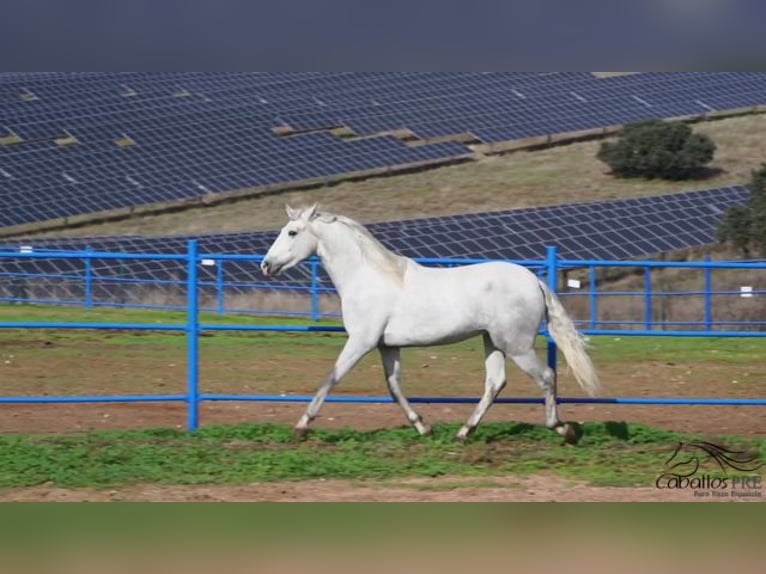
xmin=314 ymin=212 xmax=408 ymax=283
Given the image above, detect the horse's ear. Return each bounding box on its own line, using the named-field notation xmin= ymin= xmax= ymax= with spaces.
xmin=303 ymin=203 xmax=319 ymax=221
xmin=286 ymin=204 xmax=299 ymax=221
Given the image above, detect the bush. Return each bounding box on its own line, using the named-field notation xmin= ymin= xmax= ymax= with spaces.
xmin=717 ymin=164 xmax=766 ymax=258
xmin=597 ymin=119 xmax=716 ymax=180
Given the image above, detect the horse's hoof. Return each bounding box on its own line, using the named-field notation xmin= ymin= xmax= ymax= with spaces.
xmin=454 ymin=429 xmax=471 ymax=444
xmin=293 ymin=426 xmax=310 ymax=440
xmin=557 ymin=422 xmax=582 ymax=445
xmin=415 ymin=422 xmax=432 ymax=437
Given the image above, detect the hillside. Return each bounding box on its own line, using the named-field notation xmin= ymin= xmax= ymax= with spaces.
xmin=26 ymin=113 xmax=766 ymax=239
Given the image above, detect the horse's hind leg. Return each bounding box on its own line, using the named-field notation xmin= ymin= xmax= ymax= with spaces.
xmin=380 ymin=346 xmax=431 ymax=436
xmin=510 ymin=349 xmax=578 ymax=443
xmin=456 ymin=334 xmax=506 ymax=442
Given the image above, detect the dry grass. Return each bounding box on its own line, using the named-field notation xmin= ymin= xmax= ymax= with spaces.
xmin=559 ymin=245 xmax=766 ymax=330
xmin=563 ymin=268 xmax=766 ymax=331
xmin=29 ymin=114 xmax=766 ymax=239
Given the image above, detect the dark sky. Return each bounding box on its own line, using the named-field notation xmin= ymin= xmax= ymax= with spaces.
xmin=1 ymin=1 xmax=763 ymax=70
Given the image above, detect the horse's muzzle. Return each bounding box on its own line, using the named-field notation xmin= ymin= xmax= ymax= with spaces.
xmin=261 ymin=260 xmax=281 ymax=277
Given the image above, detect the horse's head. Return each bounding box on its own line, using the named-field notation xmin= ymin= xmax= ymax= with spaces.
xmin=261 ymin=204 xmax=321 ymax=277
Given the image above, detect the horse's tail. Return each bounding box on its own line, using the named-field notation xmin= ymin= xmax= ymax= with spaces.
xmin=538 ymin=281 xmax=600 ymax=397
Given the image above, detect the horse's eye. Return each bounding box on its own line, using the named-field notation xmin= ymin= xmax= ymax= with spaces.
xmin=288 ymin=230 xmax=298 ymax=238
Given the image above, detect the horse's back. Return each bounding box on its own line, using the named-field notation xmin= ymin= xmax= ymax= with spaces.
xmin=412 ymin=260 xmax=541 ymax=297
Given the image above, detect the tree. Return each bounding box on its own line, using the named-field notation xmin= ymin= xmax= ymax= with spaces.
xmin=597 ymin=119 xmax=716 ymax=180
xmin=717 ymin=164 xmax=766 ymax=258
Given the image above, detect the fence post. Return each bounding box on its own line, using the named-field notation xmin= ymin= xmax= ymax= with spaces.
xmin=84 ymin=245 xmax=93 ymax=310
xmin=704 ymin=254 xmax=713 ymax=331
xmin=311 ymin=259 xmax=320 ymax=322
xmin=546 ymin=246 xmax=558 ymax=373
xmin=186 ymin=240 xmax=200 ymax=432
xmin=216 ymin=258 xmax=225 ymax=316
xmin=589 ymin=265 xmax=598 ymax=329
xmin=644 ymin=266 xmax=653 ymax=330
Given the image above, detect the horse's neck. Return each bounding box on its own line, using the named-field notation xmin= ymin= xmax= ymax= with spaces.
xmin=313 ymin=221 xmax=367 ymax=296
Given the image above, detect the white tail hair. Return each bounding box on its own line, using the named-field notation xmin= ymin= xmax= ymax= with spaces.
xmin=538 ymin=281 xmax=600 ymax=396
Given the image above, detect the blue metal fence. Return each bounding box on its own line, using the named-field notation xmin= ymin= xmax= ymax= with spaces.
xmin=2 ymin=245 xmax=766 ymax=330
xmin=0 ymin=242 xmax=764 ymax=431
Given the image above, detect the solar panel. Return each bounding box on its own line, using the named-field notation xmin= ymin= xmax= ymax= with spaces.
xmin=2 ymin=185 xmax=749 ymax=299
xmin=1 ymin=73 xmax=765 ymax=230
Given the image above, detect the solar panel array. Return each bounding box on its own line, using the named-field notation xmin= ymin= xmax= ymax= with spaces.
xmin=271 ymin=72 xmax=766 ymax=141
xmin=1 ymin=72 xmax=765 ymax=230
xmin=1 ymin=186 xmax=748 ymax=296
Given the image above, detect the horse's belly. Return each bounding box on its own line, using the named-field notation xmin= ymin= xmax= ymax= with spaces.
xmin=382 ymin=324 xmax=482 ymax=347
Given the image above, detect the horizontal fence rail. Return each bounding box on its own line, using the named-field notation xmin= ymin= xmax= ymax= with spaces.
xmin=0 ymin=242 xmax=764 ymax=431
xmin=1 ymin=246 xmax=765 ymax=330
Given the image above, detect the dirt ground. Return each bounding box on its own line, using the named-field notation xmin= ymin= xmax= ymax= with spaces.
xmin=1 ymin=333 xmax=763 ymax=438
xmin=0 ymin=400 xmax=763 ymax=438
xmin=0 ymin=473 xmax=736 ymax=502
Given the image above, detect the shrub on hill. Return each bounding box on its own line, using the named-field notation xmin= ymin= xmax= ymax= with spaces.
xmin=717 ymin=164 xmax=766 ymax=258
xmin=597 ymin=119 xmax=716 ymax=180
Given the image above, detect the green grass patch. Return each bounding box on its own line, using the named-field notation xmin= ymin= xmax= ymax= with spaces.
xmin=0 ymin=422 xmax=762 ymax=489
xmin=589 ymin=336 xmax=766 ymax=365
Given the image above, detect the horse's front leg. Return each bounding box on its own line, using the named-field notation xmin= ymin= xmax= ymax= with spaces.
xmin=294 ymin=337 xmax=374 ymax=438
xmin=379 ymin=345 xmax=431 ymax=436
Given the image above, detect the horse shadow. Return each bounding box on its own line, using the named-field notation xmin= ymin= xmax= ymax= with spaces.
xmin=440 ymin=420 xmax=635 ymax=445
